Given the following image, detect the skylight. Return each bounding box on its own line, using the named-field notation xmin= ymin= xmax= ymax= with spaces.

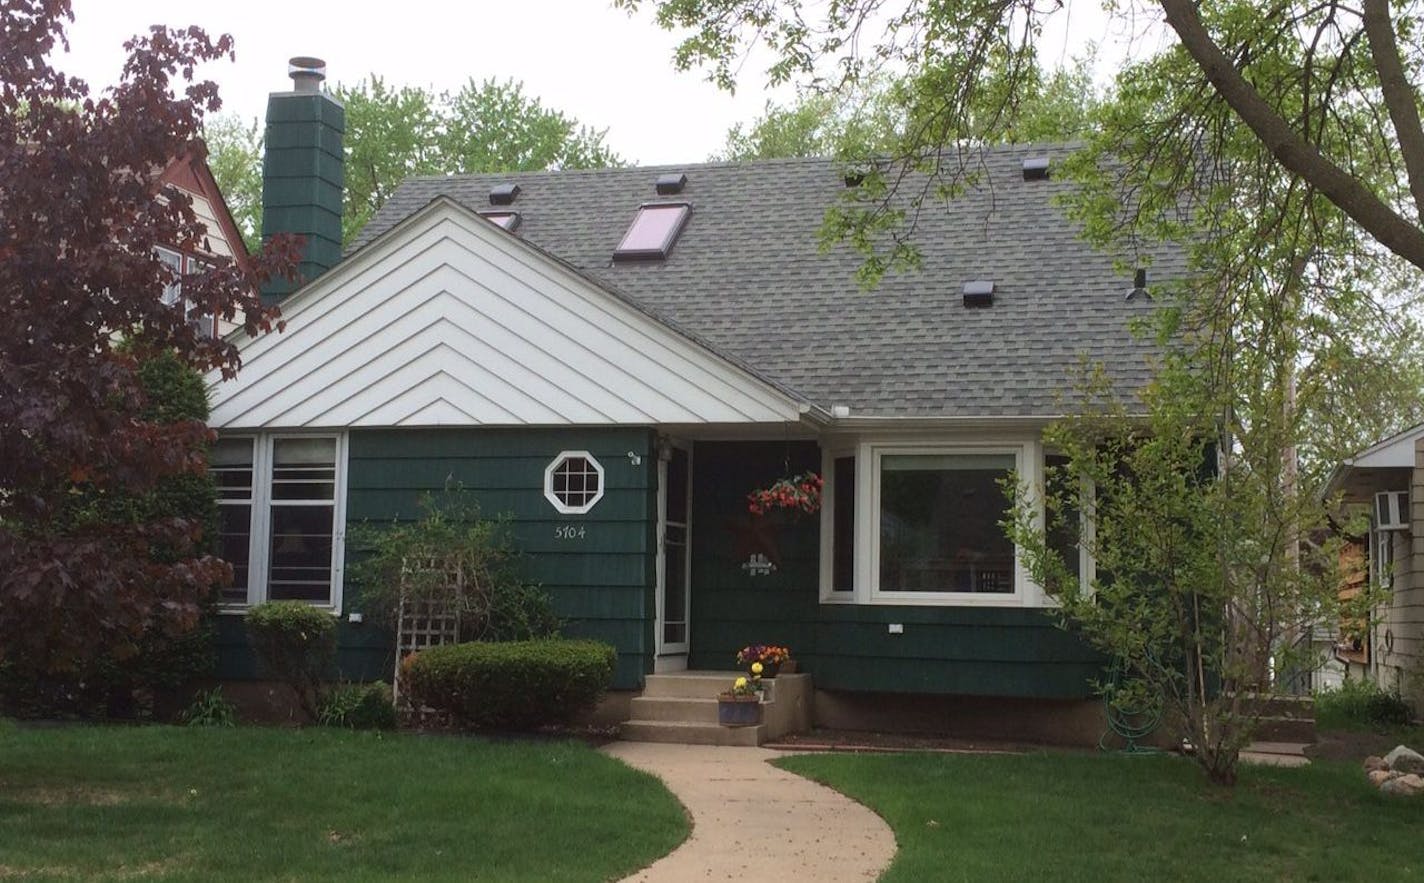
xmin=478 ymin=211 xmax=521 ymax=232
xmin=613 ymin=202 xmax=691 ymax=262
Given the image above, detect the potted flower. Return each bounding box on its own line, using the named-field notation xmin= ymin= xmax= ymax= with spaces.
xmin=717 ymin=675 xmax=763 ymax=727
xmin=747 ymin=472 xmax=822 ymax=517
xmin=735 ymin=644 xmax=795 ymax=678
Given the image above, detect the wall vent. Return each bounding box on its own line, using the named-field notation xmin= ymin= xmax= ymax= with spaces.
xmin=489 ymin=183 xmax=521 ymax=206
xmin=655 ymin=172 xmax=687 ymax=195
xmin=1022 ymin=157 xmax=1050 ymax=181
xmin=963 ymin=280 xmax=995 ymax=307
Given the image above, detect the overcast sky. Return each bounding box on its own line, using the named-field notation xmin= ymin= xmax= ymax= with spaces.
xmin=61 ymin=0 xmax=1154 ymax=165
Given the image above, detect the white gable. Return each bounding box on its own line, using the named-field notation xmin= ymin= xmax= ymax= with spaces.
xmin=208 ymin=200 xmax=807 ymax=429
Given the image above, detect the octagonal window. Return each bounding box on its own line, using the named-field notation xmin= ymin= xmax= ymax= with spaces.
xmin=544 ymin=451 xmax=605 ymax=514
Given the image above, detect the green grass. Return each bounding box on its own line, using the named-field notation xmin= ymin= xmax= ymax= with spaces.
xmin=776 ymin=750 xmax=1422 ymax=882
xmin=0 ymin=724 xmax=687 ymax=881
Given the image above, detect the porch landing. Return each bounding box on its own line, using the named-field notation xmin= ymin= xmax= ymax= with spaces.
xmin=621 ymin=671 xmax=813 ymax=747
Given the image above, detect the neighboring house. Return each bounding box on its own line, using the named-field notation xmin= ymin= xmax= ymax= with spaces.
xmin=1323 ymin=422 xmax=1424 ymax=711
xmin=155 ymin=143 xmax=250 ymax=337
xmin=207 ymin=60 xmax=1183 ymax=741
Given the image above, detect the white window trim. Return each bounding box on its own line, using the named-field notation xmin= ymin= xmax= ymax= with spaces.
xmin=820 ymin=436 xmax=1059 ymax=608
xmin=819 ymin=444 xmax=859 ymax=603
xmin=544 ymin=450 xmax=606 ymax=515
xmin=219 ymin=431 xmax=348 ymax=614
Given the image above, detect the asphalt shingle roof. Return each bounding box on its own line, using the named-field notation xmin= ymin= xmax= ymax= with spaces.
xmin=351 ymin=147 xmax=1180 ymax=418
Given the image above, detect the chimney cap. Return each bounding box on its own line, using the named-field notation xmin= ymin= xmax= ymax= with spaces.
xmin=288 ymin=56 xmax=327 ymax=92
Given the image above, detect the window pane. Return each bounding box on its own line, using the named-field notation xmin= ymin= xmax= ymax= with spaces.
xmin=217 ymin=504 xmax=251 ymax=603
xmin=1045 ymin=454 xmax=1081 ymax=586
xmin=667 ymin=448 xmax=689 ymax=520
xmin=879 ymin=453 xmax=1015 ymax=593
xmin=268 ymin=504 xmax=334 ymax=602
xmin=271 ymin=437 xmax=336 ymax=500
xmin=832 ymin=456 xmax=856 ymax=592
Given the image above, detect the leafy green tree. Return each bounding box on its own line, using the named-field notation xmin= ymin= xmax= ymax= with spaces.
xmin=335 ymin=77 xmax=621 ymax=245
xmin=624 ymin=0 xmax=1424 ymax=784
xmin=202 ymin=114 xmax=263 ymax=252
xmin=717 ymin=59 xmax=1098 ymax=162
xmin=620 ymin=0 xmax=1424 ymax=272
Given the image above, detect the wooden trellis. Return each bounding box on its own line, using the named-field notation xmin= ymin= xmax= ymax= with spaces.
xmin=393 ymin=558 xmax=465 ymax=723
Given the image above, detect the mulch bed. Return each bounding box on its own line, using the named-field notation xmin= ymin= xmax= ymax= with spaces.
xmin=1305 ymin=728 xmax=1416 ymax=764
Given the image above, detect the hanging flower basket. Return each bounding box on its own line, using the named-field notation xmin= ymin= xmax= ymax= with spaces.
xmin=747 ymin=472 xmax=822 ymax=517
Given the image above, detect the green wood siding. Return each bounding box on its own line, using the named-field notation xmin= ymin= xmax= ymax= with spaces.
xmin=686 ymin=441 xmax=1105 ymax=698
xmin=218 ymin=427 xmax=655 ymax=689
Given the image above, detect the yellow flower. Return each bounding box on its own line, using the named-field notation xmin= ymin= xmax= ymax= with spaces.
xmin=751 ymin=662 xmax=763 ymax=675
xmin=734 ymin=677 xmax=748 ymax=689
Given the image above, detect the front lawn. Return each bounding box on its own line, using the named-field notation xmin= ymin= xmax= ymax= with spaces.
xmin=0 ymin=723 xmax=686 ymax=881
xmin=777 ymin=750 xmax=1421 ymax=882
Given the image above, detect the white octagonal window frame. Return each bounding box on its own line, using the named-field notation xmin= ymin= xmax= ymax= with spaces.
xmin=544 ymin=451 xmax=606 ymax=515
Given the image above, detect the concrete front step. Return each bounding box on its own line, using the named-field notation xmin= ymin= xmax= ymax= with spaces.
xmin=630 ymin=695 xmax=724 ymax=724
xmin=621 ymin=719 xmax=766 ymax=746
xmin=641 ymin=671 xmax=747 ymax=699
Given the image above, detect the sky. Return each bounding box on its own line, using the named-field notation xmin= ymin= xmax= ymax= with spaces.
xmin=60 ymin=0 xmax=1154 ymax=166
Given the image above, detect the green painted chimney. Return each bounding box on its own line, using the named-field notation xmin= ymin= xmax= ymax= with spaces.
xmin=261 ymin=56 xmax=343 ymax=303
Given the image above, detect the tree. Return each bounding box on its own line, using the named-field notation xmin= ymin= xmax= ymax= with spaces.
xmin=201 ymin=114 xmax=263 ymax=252
xmin=338 ymin=77 xmax=622 ymax=245
xmin=623 ymin=0 xmax=1424 ymax=783
xmin=620 ymin=0 xmax=1424 ymax=271
xmin=716 ymin=59 xmax=1099 ymax=162
xmin=0 ymin=1 xmax=297 ymax=680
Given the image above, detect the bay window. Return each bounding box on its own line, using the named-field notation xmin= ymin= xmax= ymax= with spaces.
xmin=212 ymin=433 xmax=346 ymax=609
xmin=823 ymin=439 xmax=1077 ymax=606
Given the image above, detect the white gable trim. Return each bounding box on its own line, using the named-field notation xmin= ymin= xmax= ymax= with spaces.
xmin=209 ymin=199 xmax=809 ymax=429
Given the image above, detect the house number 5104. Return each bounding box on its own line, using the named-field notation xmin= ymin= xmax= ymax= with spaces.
xmin=554 ymin=525 xmax=587 ymax=540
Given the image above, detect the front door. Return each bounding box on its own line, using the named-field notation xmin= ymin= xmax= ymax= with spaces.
xmin=655 ymin=443 xmax=691 ymax=669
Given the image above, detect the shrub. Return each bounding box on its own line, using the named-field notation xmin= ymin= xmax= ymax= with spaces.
xmin=404 ymin=639 xmax=616 ymax=730
xmin=182 ymin=687 xmax=237 ymax=727
xmin=317 ymin=681 xmax=397 ymax=730
xmin=348 ymin=488 xmax=561 ymax=640
xmin=1316 ymin=678 xmax=1414 ymax=729
xmin=245 ymin=601 xmax=337 ymax=719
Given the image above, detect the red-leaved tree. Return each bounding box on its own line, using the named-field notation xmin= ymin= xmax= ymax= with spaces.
xmin=0 ymin=1 xmax=298 ymax=677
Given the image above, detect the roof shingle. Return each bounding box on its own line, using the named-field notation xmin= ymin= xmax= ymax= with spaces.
xmin=350 ymin=148 xmax=1179 ymax=417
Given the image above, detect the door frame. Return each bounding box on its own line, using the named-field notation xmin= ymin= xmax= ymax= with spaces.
xmin=654 ymin=439 xmax=692 ymax=669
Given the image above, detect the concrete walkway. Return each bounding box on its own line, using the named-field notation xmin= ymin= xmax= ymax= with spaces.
xmin=602 ymin=742 xmax=896 ymax=882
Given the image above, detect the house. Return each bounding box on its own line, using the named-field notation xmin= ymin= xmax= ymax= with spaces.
xmin=206 ymin=59 xmax=1184 ymax=743
xmin=1322 ymin=422 xmax=1424 ymax=711
xmin=155 ymin=143 xmax=251 ymax=337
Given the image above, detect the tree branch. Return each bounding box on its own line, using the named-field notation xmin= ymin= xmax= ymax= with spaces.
xmin=1157 ymin=0 xmax=1424 ymax=270
xmin=1360 ymin=0 xmax=1424 ymax=223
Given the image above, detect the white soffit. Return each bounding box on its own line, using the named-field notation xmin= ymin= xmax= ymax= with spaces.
xmin=208 ymin=200 xmax=805 ymax=429
xmin=1350 ymin=421 xmax=1424 ymax=470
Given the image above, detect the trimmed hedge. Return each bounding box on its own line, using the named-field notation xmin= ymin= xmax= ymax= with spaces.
xmin=404 ymin=639 xmax=616 ymax=730
xmin=246 ymin=601 xmax=337 ymax=719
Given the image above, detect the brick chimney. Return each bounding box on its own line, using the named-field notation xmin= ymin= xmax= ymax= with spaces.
xmin=260 ymin=56 xmax=344 ymax=303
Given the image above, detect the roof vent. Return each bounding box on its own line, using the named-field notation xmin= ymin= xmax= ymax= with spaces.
xmin=1022 ymin=157 xmax=1050 ymax=181
xmin=655 ymin=172 xmax=687 ymax=195
xmin=489 ymin=183 xmax=521 ymax=206
xmin=963 ymin=280 xmax=995 ymax=307
xmin=1126 ymin=267 xmax=1151 ymax=301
